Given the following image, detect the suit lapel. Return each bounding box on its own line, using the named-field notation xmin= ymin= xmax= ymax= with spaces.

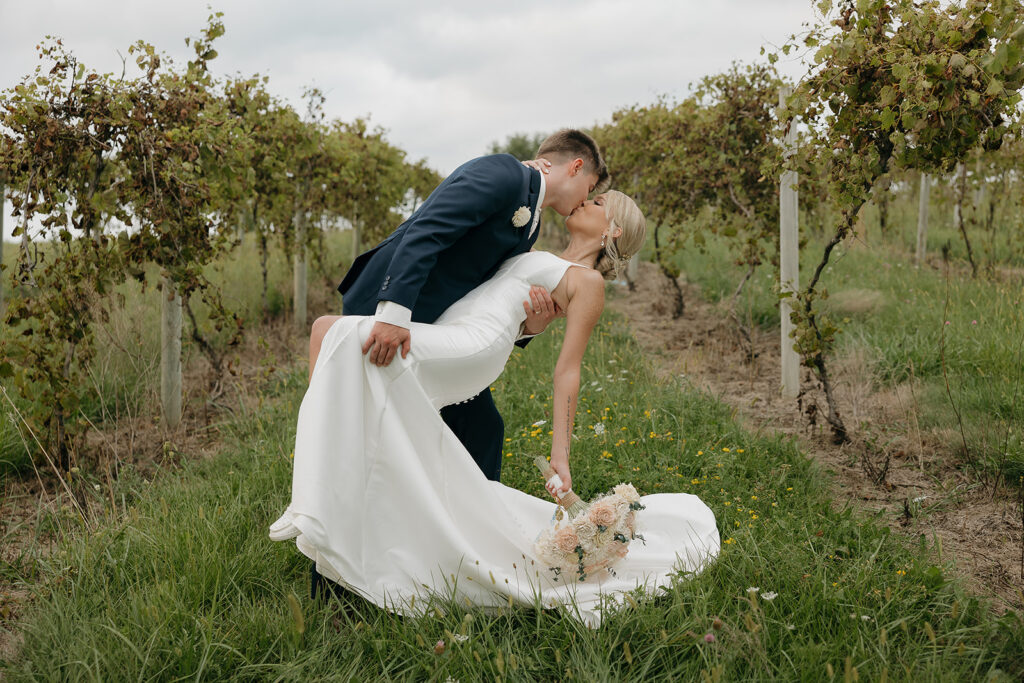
xmin=523 ymin=168 xmax=542 ymax=248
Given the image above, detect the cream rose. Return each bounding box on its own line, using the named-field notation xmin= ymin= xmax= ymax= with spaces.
xmin=613 ymin=483 xmax=641 ymax=504
xmin=573 ymin=518 xmax=599 ymax=543
xmin=588 ymin=500 xmax=617 ymax=528
xmin=554 ymin=527 xmax=580 ymax=554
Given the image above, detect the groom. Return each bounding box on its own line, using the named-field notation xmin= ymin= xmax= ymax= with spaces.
xmin=308 ymin=129 xmax=607 ymax=601
xmin=336 ymin=128 xmax=607 ymax=476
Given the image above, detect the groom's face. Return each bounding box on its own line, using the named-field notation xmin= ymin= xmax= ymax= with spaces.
xmin=553 ymin=169 xmax=599 ymax=217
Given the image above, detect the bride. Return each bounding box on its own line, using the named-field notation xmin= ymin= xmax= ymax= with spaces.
xmin=269 ymin=191 xmax=719 ymax=626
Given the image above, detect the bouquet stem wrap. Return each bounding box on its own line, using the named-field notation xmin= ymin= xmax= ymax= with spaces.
xmin=534 ymin=456 xmax=586 ymax=517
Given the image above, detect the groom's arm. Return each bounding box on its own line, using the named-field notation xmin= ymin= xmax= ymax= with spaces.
xmin=363 ymin=155 xmax=523 ymax=366
xmin=380 ymin=155 xmax=522 ymax=315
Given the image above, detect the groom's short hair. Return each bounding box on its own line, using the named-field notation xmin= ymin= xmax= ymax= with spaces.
xmin=537 ymin=129 xmax=609 ymax=191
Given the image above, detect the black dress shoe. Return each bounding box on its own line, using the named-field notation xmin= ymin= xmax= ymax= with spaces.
xmin=309 ymin=560 xmax=320 ymax=601
xmin=310 ymin=559 xmax=349 ymax=602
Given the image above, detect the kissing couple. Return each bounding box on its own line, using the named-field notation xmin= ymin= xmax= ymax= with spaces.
xmin=270 ymin=129 xmax=719 ymax=626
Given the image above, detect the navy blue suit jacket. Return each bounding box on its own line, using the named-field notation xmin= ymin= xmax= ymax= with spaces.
xmin=338 ymin=154 xmax=542 ymax=322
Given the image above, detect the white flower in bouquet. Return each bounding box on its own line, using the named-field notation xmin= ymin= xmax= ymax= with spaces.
xmin=613 ymin=483 xmax=641 ymax=504
xmin=573 ymin=518 xmax=599 ymax=543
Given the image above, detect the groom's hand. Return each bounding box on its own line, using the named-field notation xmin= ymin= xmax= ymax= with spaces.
xmin=362 ymin=321 xmax=411 ymax=367
xmin=522 ymin=286 xmax=561 ymax=336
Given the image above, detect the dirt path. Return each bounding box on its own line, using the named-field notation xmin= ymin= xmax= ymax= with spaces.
xmin=610 ymin=261 xmax=1024 ymax=611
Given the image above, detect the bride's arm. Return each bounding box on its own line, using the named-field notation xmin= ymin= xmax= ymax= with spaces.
xmin=547 ymin=269 xmax=605 ymax=499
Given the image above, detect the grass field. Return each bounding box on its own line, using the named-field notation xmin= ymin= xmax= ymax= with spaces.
xmin=671 ymin=220 xmax=1024 ymax=486
xmin=4 ymin=303 xmax=1024 ymax=679
xmin=3 ymin=208 xmax=1024 ymax=679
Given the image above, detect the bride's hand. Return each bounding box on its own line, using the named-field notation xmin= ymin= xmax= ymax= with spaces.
xmin=546 ymin=453 xmax=572 ymax=500
xmin=521 ymin=158 xmax=552 ymax=174
xmin=522 ymin=285 xmax=561 ymax=335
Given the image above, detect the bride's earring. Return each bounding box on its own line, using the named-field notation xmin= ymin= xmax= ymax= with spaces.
xmin=600 ymin=234 xmax=606 ymax=249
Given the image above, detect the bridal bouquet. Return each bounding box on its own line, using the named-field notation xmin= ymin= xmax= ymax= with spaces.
xmin=533 ymin=457 xmax=645 ymax=581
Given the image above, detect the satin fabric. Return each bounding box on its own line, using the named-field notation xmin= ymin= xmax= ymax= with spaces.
xmin=272 ymin=251 xmax=720 ymax=626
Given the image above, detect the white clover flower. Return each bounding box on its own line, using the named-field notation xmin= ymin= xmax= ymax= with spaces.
xmin=452 ymin=634 xmax=469 ymax=642
xmin=594 ymin=424 xmax=606 ymax=435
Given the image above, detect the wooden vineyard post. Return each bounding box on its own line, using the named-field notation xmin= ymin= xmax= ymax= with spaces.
xmin=953 ymin=163 xmax=965 ymax=230
xmin=973 ymin=158 xmax=984 ymax=209
xmin=161 ymin=275 xmax=183 ymax=430
xmin=915 ymin=172 xmax=929 ymax=265
xmin=236 ymin=208 xmax=245 ymax=246
xmin=293 ymin=209 xmax=308 ymax=330
xmin=0 ymin=181 xmax=5 ymax=313
xmin=778 ymin=87 xmax=800 ymax=400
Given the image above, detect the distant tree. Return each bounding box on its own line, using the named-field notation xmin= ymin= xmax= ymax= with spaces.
xmin=489 ymin=132 xmax=547 ymax=161
xmin=403 ymin=158 xmax=444 ymax=214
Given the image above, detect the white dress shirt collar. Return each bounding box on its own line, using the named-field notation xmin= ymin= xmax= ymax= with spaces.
xmin=528 ymin=172 xmax=546 ymax=240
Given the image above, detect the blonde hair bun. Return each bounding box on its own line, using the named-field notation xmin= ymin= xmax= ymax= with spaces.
xmin=595 ymin=190 xmax=647 ymax=281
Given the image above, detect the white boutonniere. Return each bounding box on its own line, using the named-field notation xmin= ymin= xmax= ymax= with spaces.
xmin=511 ymin=206 xmax=531 ymax=228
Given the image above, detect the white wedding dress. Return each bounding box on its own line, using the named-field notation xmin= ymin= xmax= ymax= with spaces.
xmin=270 ymin=251 xmax=719 ymax=626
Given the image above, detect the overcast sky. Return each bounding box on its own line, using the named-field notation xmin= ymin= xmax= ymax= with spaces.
xmin=1 ymin=0 xmax=822 ymax=240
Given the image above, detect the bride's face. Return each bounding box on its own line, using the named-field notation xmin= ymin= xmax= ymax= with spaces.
xmin=566 ymin=193 xmax=610 ymax=237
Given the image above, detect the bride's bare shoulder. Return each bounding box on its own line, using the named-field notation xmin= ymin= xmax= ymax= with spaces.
xmin=566 ymin=266 xmax=605 ymax=303
xmin=571 ymin=265 xmax=605 ymax=285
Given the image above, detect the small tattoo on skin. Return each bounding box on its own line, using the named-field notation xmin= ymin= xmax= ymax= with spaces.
xmin=563 ymin=394 xmax=573 ymax=461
